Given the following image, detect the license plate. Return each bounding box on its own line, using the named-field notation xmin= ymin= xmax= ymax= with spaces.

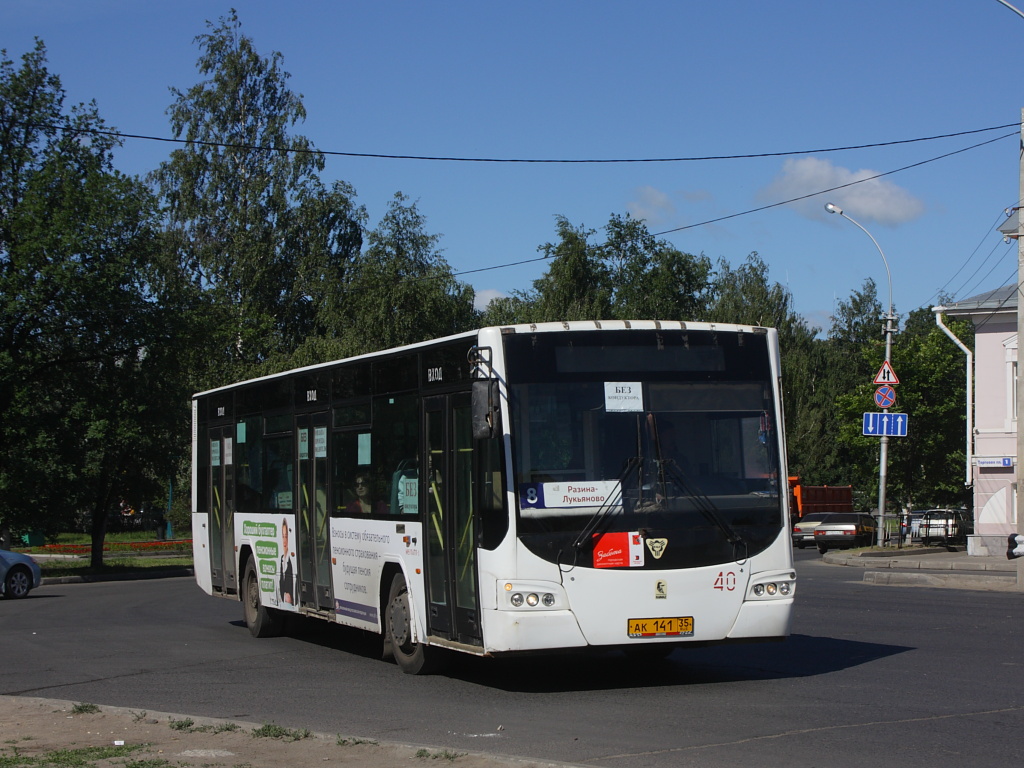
xmin=627 ymin=616 xmax=694 ymax=638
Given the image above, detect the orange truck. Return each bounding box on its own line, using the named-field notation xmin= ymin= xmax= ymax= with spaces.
xmin=788 ymin=477 xmax=853 ymax=520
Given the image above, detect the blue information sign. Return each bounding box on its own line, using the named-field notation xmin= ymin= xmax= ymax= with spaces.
xmin=862 ymin=412 xmax=908 ymax=437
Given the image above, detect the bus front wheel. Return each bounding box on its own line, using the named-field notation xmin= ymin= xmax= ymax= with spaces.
xmin=386 ymin=573 xmax=437 ymax=675
xmin=243 ymin=559 xmax=283 ymax=638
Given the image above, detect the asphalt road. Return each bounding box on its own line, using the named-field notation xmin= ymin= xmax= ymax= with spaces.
xmin=2 ymin=551 xmax=1022 ymax=768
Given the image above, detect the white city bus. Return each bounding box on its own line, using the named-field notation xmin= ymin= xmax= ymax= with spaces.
xmin=192 ymin=320 xmax=795 ymax=673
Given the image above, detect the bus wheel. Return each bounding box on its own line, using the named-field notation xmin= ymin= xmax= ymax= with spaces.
xmin=243 ymin=559 xmax=282 ymax=638
xmin=386 ymin=573 xmax=437 ymax=675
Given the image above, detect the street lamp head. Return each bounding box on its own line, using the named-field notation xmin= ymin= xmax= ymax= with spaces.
xmin=824 ymin=202 xmax=842 ymax=215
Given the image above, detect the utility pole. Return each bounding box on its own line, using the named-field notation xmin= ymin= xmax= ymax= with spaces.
xmin=1016 ymin=107 xmax=1024 ymax=590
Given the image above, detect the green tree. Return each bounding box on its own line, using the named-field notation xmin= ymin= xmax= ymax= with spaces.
xmin=481 ymin=214 xmax=712 ymax=326
xmin=890 ymin=308 xmax=973 ymax=508
xmin=153 ymin=10 xmax=364 ymax=376
xmin=309 ymin=193 xmax=475 ymax=359
xmin=599 ymin=213 xmax=712 ymax=320
xmin=532 ymin=216 xmax=612 ymax=321
xmin=828 ymin=280 xmax=899 ymax=509
xmin=0 ymin=42 xmax=189 ymax=562
xmin=830 ymin=278 xmax=885 ymax=348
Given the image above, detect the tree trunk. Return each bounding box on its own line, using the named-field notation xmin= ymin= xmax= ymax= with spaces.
xmin=89 ymin=503 xmax=110 ymax=569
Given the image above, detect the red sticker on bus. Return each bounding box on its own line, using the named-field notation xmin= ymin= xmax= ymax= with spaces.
xmin=593 ymin=531 xmax=644 ymax=568
xmin=593 ymin=531 xmax=630 ymax=568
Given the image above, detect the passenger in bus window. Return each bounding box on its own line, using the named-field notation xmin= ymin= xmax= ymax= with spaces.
xmin=346 ymin=473 xmax=386 ymax=515
xmin=279 ymin=518 xmax=296 ymax=605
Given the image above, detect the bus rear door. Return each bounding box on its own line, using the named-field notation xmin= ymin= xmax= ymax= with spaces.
xmin=208 ymin=426 xmax=237 ymax=593
xmin=296 ymin=412 xmax=334 ymax=611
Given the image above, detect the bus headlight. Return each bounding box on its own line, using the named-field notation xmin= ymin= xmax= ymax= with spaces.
xmin=749 ymin=573 xmax=795 ymax=600
xmin=502 ymin=582 xmax=563 ymax=610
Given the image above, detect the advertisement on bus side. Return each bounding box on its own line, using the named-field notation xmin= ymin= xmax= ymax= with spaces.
xmin=239 ymin=515 xmax=299 ymax=612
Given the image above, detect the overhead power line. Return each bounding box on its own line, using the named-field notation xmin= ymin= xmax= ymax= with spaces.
xmin=25 ymin=118 xmax=1021 ymax=296
xmin=28 ymin=120 xmax=1020 ymax=164
xmin=651 ymin=132 xmax=1016 ymax=237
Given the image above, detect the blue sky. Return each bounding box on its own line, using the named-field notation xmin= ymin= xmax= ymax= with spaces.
xmin=4 ymin=1 xmax=1024 ymax=333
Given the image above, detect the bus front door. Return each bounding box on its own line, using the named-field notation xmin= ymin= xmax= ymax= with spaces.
xmin=208 ymin=426 xmax=237 ymax=593
xmin=296 ymin=413 xmax=334 ymax=611
xmin=423 ymin=394 xmax=482 ymax=647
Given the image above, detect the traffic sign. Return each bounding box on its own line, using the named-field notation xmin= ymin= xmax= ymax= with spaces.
xmin=873 ymin=361 xmax=900 ymax=385
xmin=862 ymin=412 xmax=908 ymax=437
xmin=874 ymin=385 xmax=896 ymax=409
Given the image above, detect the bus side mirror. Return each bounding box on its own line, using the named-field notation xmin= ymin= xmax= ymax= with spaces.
xmin=472 ymin=380 xmax=501 ymax=440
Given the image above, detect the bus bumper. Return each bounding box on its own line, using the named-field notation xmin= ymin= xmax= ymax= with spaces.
xmin=480 ymin=608 xmax=588 ymax=653
xmin=727 ymin=598 xmax=794 ymax=639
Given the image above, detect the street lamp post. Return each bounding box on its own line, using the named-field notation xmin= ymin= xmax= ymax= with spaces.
xmin=825 ymin=202 xmax=897 ymax=547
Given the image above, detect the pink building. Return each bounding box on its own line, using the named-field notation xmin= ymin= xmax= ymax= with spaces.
xmin=937 ymin=286 xmax=1016 ymax=556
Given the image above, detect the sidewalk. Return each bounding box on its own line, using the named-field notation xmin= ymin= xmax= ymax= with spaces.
xmin=821 ymin=545 xmax=1022 ymax=591
xmin=0 ymin=696 xmax=549 ymax=768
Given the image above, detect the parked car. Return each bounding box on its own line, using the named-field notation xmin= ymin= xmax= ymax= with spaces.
xmin=791 ymin=512 xmax=835 ymax=548
xmin=903 ymin=512 xmax=924 ymax=541
xmin=919 ymin=509 xmax=973 ymax=549
xmin=0 ymin=549 xmax=42 ymax=599
xmin=813 ymin=513 xmax=878 ymax=553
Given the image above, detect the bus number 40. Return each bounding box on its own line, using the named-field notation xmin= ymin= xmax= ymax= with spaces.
xmin=714 ymin=571 xmax=736 ymax=591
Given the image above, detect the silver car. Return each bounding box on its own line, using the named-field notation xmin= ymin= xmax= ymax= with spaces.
xmin=0 ymin=549 xmax=43 ymax=599
xmin=791 ymin=513 xmax=835 ymax=548
xmin=813 ymin=513 xmax=879 ymax=554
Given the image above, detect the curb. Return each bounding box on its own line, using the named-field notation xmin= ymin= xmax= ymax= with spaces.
xmin=41 ymin=568 xmax=194 ymax=586
xmin=861 ymin=571 xmax=1018 ymax=591
xmin=821 ymin=552 xmax=1015 ymax=572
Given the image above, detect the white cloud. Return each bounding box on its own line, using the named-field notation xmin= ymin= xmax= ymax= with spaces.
xmin=758 ymin=157 xmax=925 ymax=226
xmin=473 ymin=288 xmax=506 ymax=311
xmin=626 ymin=185 xmax=677 ymax=226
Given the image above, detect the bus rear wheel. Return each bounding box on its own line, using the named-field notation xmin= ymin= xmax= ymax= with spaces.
xmin=243 ymin=559 xmax=283 ymax=638
xmin=386 ymin=573 xmax=438 ymax=675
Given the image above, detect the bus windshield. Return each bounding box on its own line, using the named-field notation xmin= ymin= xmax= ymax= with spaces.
xmin=504 ymin=329 xmax=783 ymax=570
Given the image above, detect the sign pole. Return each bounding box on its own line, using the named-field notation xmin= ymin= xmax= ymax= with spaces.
xmin=827 ymin=201 xmax=898 ymax=547
xmin=877 ymin=314 xmax=895 ymax=547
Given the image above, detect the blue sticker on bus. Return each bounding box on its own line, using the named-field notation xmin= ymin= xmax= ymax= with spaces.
xmin=520 ymin=483 xmax=545 ymax=509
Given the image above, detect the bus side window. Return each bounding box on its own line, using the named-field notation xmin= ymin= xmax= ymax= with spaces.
xmin=391 ymin=460 xmax=419 ymax=515
xmin=372 ymin=394 xmax=419 ymax=517
xmin=331 ymin=430 xmax=362 ymax=516
xmin=263 ymin=436 xmax=293 ymax=510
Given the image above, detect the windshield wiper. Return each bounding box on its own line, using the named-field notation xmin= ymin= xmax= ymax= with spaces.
xmin=571 ymin=455 xmax=640 ymax=551
xmin=644 ymin=411 xmax=747 ymax=557
xmin=659 ymin=460 xmax=748 ymax=558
